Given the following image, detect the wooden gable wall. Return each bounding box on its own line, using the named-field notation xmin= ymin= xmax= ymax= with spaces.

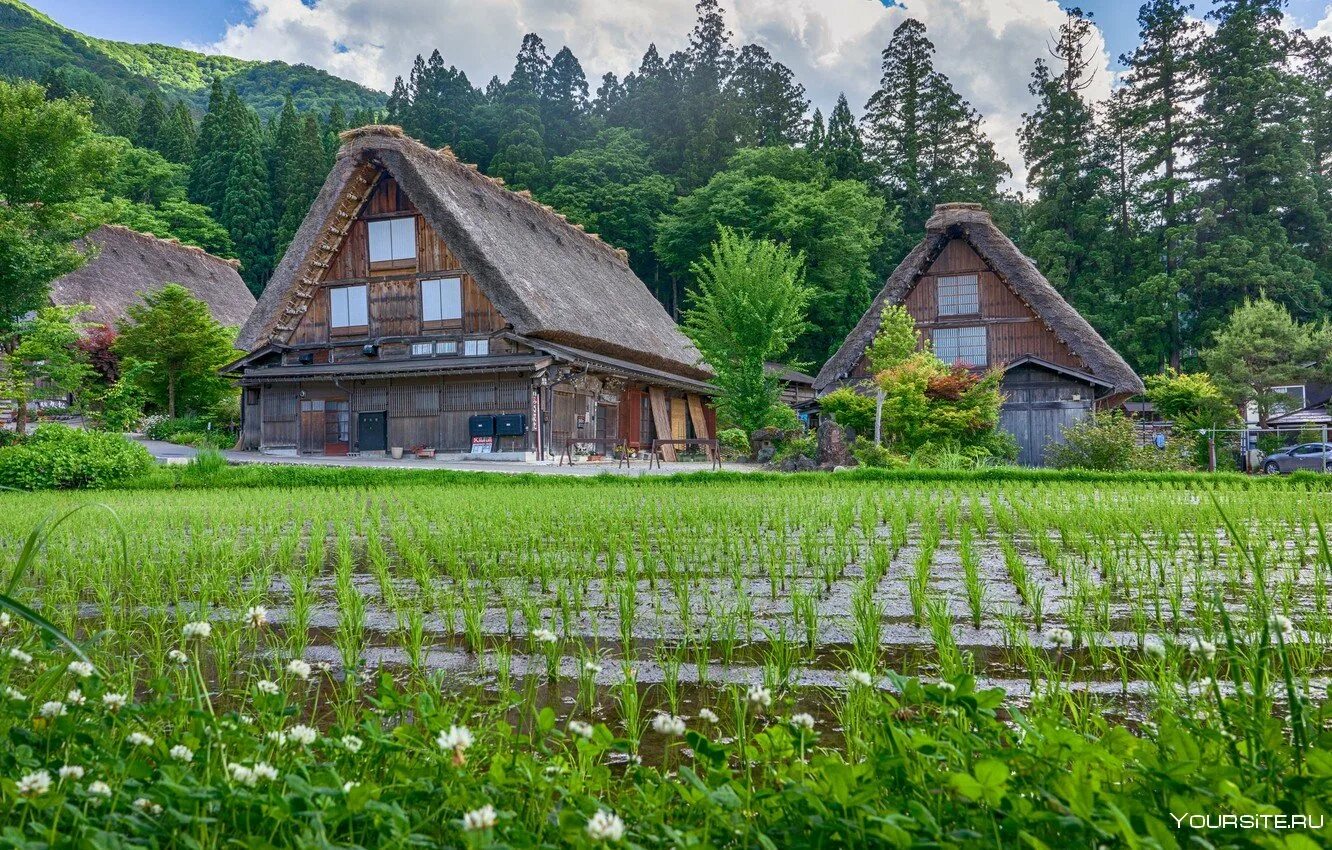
xmin=286 ymin=171 xmax=507 ymax=346
xmin=851 ymin=239 xmax=1086 ymax=377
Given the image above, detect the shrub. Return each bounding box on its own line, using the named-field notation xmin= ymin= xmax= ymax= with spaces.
xmin=0 ymin=424 xmax=154 ymax=489
xmin=851 ymin=436 xmax=905 ymax=468
xmin=818 ymin=386 xmax=875 ymax=435
xmin=717 ymin=428 xmax=751 ymax=458
xmin=1045 ymin=413 xmax=1186 ymax=471
xmin=764 ymin=403 xmax=802 ymax=431
xmin=771 ymin=433 xmax=816 ymax=463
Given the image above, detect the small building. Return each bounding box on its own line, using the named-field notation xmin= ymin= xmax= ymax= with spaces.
xmin=767 ymin=362 xmax=817 ymax=408
xmin=49 ymin=225 xmax=255 ymax=329
xmin=227 ymin=126 xmax=714 ymax=460
xmin=814 ymin=203 xmax=1144 ymax=466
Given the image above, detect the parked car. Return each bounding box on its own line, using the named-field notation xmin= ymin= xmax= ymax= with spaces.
xmin=1261 ymin=443 xmax=1332 ymax=474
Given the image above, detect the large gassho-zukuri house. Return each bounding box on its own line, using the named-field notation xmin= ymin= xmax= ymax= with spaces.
xmin=814 ymin=203 xmax=1144 ymax=466
xmin=227 ymin=126 xmax=714 ymax=460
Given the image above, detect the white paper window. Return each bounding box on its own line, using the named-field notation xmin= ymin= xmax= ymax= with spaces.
xmin=436 ymin=341 xmax=458 ymax=355
xmin=464 ymin=339 xmax=489 ymax=357
xmin=367 ymin=217 xmax=417 ymax=263
xmin=421 ymin=277 xmax=462 ymax=323
xmin=937 ymin=274 xmax=979 ymax=316
xmin=410 ymin=342 xmax=434 ymax=357
xmin=933 ymin=326 xmax=987 ymax=366
xmin=329 ymin=285 xmax=368 ymax=328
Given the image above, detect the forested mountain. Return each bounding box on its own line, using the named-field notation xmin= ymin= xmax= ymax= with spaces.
xmin=5 ymin=0 xmax=1331 ymax=373
xmin=0 ymin=0 xmax=384 ymax=119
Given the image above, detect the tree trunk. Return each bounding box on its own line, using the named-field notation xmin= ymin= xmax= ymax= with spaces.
xmin=167 ymin=368 xmax=177 ymax=419
xmin=874 ymin=388 xmax=885 ymax=445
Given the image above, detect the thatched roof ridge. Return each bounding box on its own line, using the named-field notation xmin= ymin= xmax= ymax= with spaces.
xmin=49 ymin=225 xmax=254 ymax=331
xmin=814 ymin=203 xmax=1144 ymax=397
xmin=243 ymin=126 xmax=707 ymax=378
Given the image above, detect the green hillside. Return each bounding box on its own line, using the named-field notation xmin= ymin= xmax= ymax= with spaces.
xmin=0 ymin=0 xmax=384 ymax=117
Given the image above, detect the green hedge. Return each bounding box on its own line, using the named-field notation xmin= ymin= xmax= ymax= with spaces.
xmin=0 ymin=424 xmax=155 ymax=490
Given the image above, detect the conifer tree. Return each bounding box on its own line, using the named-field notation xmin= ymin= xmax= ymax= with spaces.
xmin=541 ymin=46 xmax=591 ymax=155
xmin=134 ymin=91 xmax=166 ymax=152
xmin=219 ymin=110 xmax=273 ymax=294
xmin=822 ymin=94 xmax=866 ymax=182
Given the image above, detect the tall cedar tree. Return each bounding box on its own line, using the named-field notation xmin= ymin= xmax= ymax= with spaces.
xmin=1018 ymin=8 xmax=1114 ymax=327
xmin=1116 ymin=0 xmax=1204 ymax=368
xmin=220 ymin=111 xmax=274 ymax=294
xmin=863 ymin=19 xmax=1008 ymax=255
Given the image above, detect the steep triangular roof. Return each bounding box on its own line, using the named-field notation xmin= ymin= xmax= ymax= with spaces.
xmin=50 ymin=225 xmax=253 ymax=330
xmin=239 ymin=126 xmax=709 ymax=380
xmin=814 ymin=203 xmax=1144 ymax=398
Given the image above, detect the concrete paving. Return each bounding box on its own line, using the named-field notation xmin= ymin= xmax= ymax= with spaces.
xmin=134 ymin=437 xmax=758 ymax=477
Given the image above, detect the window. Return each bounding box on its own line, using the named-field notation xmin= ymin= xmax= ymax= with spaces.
xmin=329 ymin=285 xmax=368 ymax=330
xmin=937 ymin=274 xmax=979 ymax=316
xmin=932 ymin=326 xmax=987 ymax=366
xmin=367 ymin=217 xmax=416 ymax=265
xmin=464 ymin=338 xmax=489 ymax=356
xmin=421 ymin=277 xmax=462 ymax=324
xmin=436 ymin=341 xmax=458 ymax=355
xmin=410 ymin=342 xmax=434 ymax=357
xmin=1272 ymin=385 xmax=1306 ymax=415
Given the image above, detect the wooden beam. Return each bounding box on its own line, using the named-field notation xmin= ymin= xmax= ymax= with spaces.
xmin=686 ymin=394 xmax=711 ymax=457
xmin=648 ymin=387 xmax=676 ymax=462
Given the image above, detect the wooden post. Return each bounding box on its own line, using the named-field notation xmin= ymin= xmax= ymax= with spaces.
xmin=874 ymin=388 xmax=884 ymax=445
xmin=686 ymin=394 xmax=711 ymax=458
xmin=1208 ymin=430 xmax=1216 ymax=473
xmin=648 ymin=387 xmax=676 ymax=462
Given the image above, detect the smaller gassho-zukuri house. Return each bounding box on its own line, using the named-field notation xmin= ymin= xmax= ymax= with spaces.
xmin=50 ymin=224 xmax=254 ymax=329
xmin=814 ymin=203 xmax=1144 ymax=466
xmin=227 ymin=126 xmax=714 ymax=460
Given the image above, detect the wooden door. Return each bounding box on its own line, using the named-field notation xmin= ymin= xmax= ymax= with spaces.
xmin=324 ymin=400 xmax=350 ymax=455
xmin=299 ymin=399 xmax=324 ymax=454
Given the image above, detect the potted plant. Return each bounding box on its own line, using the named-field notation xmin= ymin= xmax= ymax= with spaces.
xmin=415 ymin=445 xmax=436 ymax=459
xmin=390 ymin=446 xmax=404 ymax=459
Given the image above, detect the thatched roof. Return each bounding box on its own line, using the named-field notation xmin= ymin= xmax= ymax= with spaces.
xmin=814 ymin=203 xmax=1144 ymax=398
xmin=49 ymin=225 xmax=253 ymax=330
xmin=238 ymin=125 xmax=709 ymax=380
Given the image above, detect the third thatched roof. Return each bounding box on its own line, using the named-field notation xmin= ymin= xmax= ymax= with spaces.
xmin=814 ymin=203 xmax=1143 ymax=397
xmin=239 ymin=126 xmax=708 ymax=380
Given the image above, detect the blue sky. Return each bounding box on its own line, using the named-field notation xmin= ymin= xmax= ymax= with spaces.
xmin=34 ymin=0 xmax=1332 ymax=73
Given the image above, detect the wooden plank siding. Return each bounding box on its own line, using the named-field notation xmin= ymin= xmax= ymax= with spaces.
xmin=852 ymin=239 xmax=1087 ymax=378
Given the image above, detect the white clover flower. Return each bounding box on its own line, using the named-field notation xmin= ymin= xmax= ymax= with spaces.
xmin=341 ymin=735 xmax=363 ymax=753
xmin=583 ymin=660 xmax=603 ymax=674
xmin=167 ymin=649 xmax=189 ymax=665
xmin=746 ymin=685 xmax=772 ymax=709
xmin=286 ymin=659 xmax=312 ymax=680
xmin=8 ymin=647 xmax=32 ymax=665
xmin=182 ymin=621 xmax=212 ymax=640
xmin=102 ymin=692 xmax=128 ymax=711
xmin=586 ymin=809 xmax=626 ymax=842
xmin=256 ymin=679 xmax=280 ymax=695
xmin=87 ymin=780 xmax=112 ymax=798
xmin=847 ymin=670 xmax=874 ymax=688
xmin=697 ymin=708 xmax=719 ymax=724
xmin=39 ymin=700 xmax=66 ymax=719
xmin=227 ymin=763 xmax=257 ymax=786
xmin=18 ymin=770 xmax=52 ymax=797
xmin=127 ymin=731 xmax=155 ymax=747
xmin=342 ymin=780 xmax=359 ymax=793
xmin=1188 ymin=637 xmax=1217 ymax=662
xmin=287 ymin=724 xmax=318 ymax=746
xmin=58 ymin=765 xmax=84 ymax=781
xmin=266 ymin=730 xmax=287 ymax=745
xmin=246 ymin=606 xmax=268 ymax=629
xmin=436 ymin=725 xmax=474 ymax=752
xmin=132 ymin=797 xmax=162 ymax=815
xmin=66 ymin=689 xmax=86 ymax=706
xmin=169 ymin=745 xmax=194 ymax=763
xmin=5 ymin=686 xmax=26 ymax=701
xmin=651 ymin=713 xmax=686 ymax=736
xmin=1144 ymin=639 xmax=1167 ymax=659
xmin=0 ymin=611 xmax=10 ymax=632
xmin=463 ymin=803 xmax=498 ymax=831
xmin=790 ymin=712 xmax=816 ymax=732
xmin=531 ymin=627 xmax=558 ymax=644
xmin=568 ymin=720 xmax=595 ymax=739
xmin=1045 ymin=627 xmax=1074 ymax=648
xmin=1270 ymin=614 xmax=1294 ymax=637
xmin=67 ymin=660 xmax=95 ymax=678
xmin=252 ymin=762 xmax=278 ymax=782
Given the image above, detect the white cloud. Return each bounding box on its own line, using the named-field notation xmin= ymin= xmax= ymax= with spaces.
xmin=1312 ymin=3 xmax=1332 ymax=38
xmin=201 ymin=0 xmax=1116 ymax=188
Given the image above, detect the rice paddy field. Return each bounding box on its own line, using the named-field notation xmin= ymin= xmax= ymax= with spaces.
xmin=2 ymin=470 xmax=1331 ymax=847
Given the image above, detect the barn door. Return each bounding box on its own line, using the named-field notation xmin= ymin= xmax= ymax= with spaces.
xmin=299 ymin=399 xmax=324 ymax=454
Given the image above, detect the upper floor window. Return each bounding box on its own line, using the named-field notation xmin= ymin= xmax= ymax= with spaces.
xmin=464 ymin=338 xmax=490 ymax=357
xmin=367 ymin=217 xmax=416 ymax=268
xmin=329 ymin=284 xmax=368 ymax=330
xmin=933 ymin=325 xmax=987 ymax=367
xmin=937 ymin=274 xmax=979 ymax=316
xmin=421 ymin=277 xmax=463 ymax=325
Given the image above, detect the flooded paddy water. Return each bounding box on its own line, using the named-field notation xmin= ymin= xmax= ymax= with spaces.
xmin=7 ymin=474 xmax=1332 ymax=747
